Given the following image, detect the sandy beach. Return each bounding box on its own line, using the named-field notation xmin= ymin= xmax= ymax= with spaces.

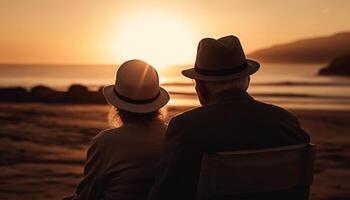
xmin=0 ymin=103 xmax=349 ymax=200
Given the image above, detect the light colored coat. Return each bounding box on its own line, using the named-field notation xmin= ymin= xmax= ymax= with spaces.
xmin=74 ymin=122 xmax=166 ymax=200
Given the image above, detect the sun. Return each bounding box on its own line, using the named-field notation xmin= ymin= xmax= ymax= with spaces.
xmin=114 ymin=13 xmax=196 ymax=69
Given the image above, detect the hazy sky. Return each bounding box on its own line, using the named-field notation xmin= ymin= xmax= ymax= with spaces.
xmin=1 ymin=0 xmax=349 ymax=65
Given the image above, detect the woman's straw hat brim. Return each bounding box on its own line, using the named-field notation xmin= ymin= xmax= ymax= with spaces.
xmin=103 ymin=85 xmax=170 ymax=113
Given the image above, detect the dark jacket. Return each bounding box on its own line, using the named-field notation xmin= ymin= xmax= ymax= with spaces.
xmin=72 ymin=122 xmax=166 ymax=200
xmin=149 ymin=90 xmax=310 ymax=200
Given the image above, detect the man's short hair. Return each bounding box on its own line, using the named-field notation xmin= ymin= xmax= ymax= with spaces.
xmin=196 ymin=76 xmax=250 ymax=96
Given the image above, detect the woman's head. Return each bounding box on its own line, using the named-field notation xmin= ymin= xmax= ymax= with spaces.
xmin=103 ymin=60 xmax=170 ymax=126
xmin=103 ymin=59 xmax=170 ymax=114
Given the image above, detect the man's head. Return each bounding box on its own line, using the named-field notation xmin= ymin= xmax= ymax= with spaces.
xmin=195 ymin=76 xmax=250 ymax=105
xmin=181 ymin=35 xmax=259 ymax=104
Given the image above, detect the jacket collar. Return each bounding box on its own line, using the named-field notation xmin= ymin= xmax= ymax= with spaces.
xmin=210 ymin=90 xmax=254 ymax=104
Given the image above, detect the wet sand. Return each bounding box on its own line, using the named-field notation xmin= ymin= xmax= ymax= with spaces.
xmin=0 ymin=103 xmax=349 ymax=200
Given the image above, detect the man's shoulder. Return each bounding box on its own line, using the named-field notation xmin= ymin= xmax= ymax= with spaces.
xmin=171 ymin=105 xmax=213 ymax=124
xmin=172 ymin=100 xmax=298 ymax=123
xmin=165 ymin=107 xmax=213 ymax=142
xmin=254 ymin=100 xmax=300 ymax=123
xmin=167 ymin=105 xmax=225 ymax=134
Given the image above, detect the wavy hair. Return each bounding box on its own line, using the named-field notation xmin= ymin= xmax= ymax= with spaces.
xmin=108 ymin=107 xmax=167 ymax=128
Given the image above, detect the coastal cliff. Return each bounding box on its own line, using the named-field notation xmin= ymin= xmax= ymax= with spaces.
xmin=248 ymin=32 xmax=350 ymax=63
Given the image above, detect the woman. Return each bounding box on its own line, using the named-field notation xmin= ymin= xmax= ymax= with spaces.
xmin=67 ymin=59 xmax=170 ymax=200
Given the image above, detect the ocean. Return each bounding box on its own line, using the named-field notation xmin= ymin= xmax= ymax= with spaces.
xmin=1 ymin=63 xmax=350 ymax=110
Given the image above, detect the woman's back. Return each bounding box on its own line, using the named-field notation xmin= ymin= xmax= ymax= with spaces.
xmin=75 ymin=122 xmax=166 ymax=200
xmin=99 ymin=123 xmax=165 ymax=199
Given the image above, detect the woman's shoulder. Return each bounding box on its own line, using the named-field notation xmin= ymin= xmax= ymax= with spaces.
xmin=93 ymin=128 xmax=123 ymax=142
xmin=91 ymin=128 xmax=131 ymax=152
xmin=92 ymin=125 xmax=143 ymax=144
xmin=93 ymin=123 xmax=166 ymax=143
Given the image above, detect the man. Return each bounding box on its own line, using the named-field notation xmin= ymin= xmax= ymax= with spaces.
xmin=149 ymin=35 xmax=311 ymax=200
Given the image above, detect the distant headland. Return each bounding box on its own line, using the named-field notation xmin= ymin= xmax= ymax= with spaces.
xmin=318 ymin=55 xmax=350 ymax=77
xmin=248 ymin=32 xmax=350 ymax=63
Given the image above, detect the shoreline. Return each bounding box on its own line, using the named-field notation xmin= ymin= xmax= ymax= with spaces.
xmin=1 ymin=84 xmax=350 ymax=103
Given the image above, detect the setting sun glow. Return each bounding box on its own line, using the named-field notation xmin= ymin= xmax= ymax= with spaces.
xmin=114 ymin=13 xmax=196 ymax=68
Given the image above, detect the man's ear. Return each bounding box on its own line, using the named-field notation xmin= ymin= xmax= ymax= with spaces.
xmin=245 ymin=76 xmax=250 ymax=91
xmin=195 ymin=81 xmax=209 ymax=105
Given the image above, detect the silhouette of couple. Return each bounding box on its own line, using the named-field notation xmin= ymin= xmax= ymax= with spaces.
xmin=66 ymin=35 xmax=311 ymax=200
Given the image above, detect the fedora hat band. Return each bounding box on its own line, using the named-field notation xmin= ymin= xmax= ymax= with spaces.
xmin=194 ymin=61 xmax=248 ymax=76
xmin=113 ymin=87 xmax=160 ymax=104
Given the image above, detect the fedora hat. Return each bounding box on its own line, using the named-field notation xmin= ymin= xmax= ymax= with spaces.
xmin=182 ymin=35 xmax=260 ymax=81
xmin=103 ymin=59 xmax=170 ymax=113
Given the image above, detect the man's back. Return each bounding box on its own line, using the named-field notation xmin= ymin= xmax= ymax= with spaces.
xmin=149 ymin=90 xmax=310 ymax=200
xmin=179 ymin=91 xmax=310 ymax=153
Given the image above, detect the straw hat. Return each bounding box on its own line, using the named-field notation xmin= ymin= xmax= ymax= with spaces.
xmin=103 ymin=59 xmax=170 ymax=113
xmin=182 ymin=35 xmax=260 ymax=81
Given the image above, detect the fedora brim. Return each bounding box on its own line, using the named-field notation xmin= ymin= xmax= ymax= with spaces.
xmin=182 ymin=59 xmax=260 ymax=81
xmin=103 ymin=86 xmax=170 ymax=113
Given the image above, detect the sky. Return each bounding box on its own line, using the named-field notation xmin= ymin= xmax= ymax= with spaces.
xmin=1 ymin=0 xmax=349 ymax=66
